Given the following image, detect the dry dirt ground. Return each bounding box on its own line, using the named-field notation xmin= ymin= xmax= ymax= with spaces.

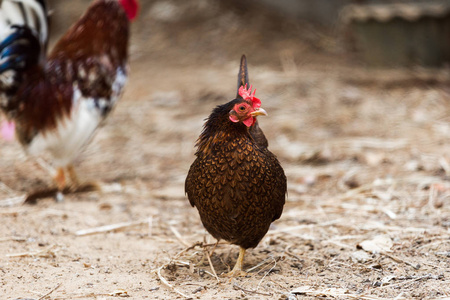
xmin=0 ymin=1 xmax=449 ymax=299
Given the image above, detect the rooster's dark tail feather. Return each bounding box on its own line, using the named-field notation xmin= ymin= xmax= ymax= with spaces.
xmin=0 ymin=0 xmax=48 ymax=99
xmin=0 ymin=25 xmax=41 ymax=73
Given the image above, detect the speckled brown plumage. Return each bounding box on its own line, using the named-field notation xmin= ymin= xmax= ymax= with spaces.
xmin=185 ymin=56 xmax=286 ymax=268
xmin=249 ymin=120 xmax=268 ymax=149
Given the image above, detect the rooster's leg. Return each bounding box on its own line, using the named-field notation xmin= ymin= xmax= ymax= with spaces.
xmin=54 ymin=167 xmax=66 ymax=191
xmin=226 ymin=247 xmax=248 ymax=277
xmin=24 ymin=167 xmax=64 ymax=204
xmin=24 ymin=165 xmax=101 ymax=204
xmin=67 ymin=164 xmax=80 ymax=188
xmin=67 ymin=164 xmax=101 ymax=193
xmin=53 ymin=167 xmax=66 ymax=201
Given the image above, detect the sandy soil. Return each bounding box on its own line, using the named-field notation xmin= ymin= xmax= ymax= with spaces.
xmin=0 ymin=1 xmax=449 ymax=299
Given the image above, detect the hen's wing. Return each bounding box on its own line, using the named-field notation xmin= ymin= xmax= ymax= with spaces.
xmin=263 ymin=149 xmax=286 ymax=221
xmin=185 ymin=157 xmax=201 ymax=208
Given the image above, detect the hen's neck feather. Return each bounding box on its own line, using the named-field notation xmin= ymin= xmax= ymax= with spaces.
xmin=195 ymin=99 xmax=252 ymax=156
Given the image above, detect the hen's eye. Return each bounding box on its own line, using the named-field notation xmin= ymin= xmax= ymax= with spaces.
xmin=239 ymin=106 xmax=246 ymax=111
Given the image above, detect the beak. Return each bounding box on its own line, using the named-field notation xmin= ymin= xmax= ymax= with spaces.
xmin=250 ymin=107 xmax=268 ymax=117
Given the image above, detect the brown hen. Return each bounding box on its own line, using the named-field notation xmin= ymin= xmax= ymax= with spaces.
xmin=185 ymin=55 xmax=287 ymax=277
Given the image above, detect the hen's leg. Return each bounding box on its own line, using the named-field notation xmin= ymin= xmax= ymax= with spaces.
xmin=226 ymin=247 xmax=247 ymax=277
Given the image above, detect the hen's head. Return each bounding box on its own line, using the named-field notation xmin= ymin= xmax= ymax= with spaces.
xmin=229 ymin=84 xmax=267 ymax=127
xmin=119 ymin=0 xmax=139 ymax=21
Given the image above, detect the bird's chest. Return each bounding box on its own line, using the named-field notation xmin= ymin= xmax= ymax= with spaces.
xmin=200 ymin=146 xmax=265 ymax=211
xmin=25 ymin=91 xmax=103 ymax=166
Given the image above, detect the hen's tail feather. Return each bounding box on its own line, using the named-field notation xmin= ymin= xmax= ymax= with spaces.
xmin=236 ymin=54 xmax=249 ymax=98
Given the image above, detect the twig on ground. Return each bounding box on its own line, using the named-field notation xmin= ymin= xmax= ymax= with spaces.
xmin=435 ymin=251 xmax=450 ymax=257
xmin=156 ymin=266 xmax=192 ymax=299
xmin=169 ymin=225 xmax=190 ymax=247
xmin=208 ymin=240 xmax=220 ymax=257
xmin=233 ymin=283 xmax=272 ymax=296
xmin=247 ymin=255 xmax=281 ymax=273
xmin=38 ymin=283 xmax=62 ymax=300
xmin=417 ymin=238 xmax=450 ymax=250
xmin=151 ymin=242 xmax=204 ymax=298
xmin=267 ymin=219 xmax=341 ymax=235
xmin=0 ymin=236 xmax=26 ymax=242
xmin=204 ymin=247 xmax=220 ymax=282
xmin=0 ymin=195 xmax=26 ymax=207
xmin=291 ymin=286 xmax=390 ymax=300
xmin=171 ymin=242 xmax=203 ymax=260
xmin=256 ymin=256 xmax=278 ymax=291
xmin=336 ymin=179 xmax=394 ymax=201
xmin=378 ymin=274 xmax=442 ymax=290
xmin=75 ymin=218 xmax=151 ymax=236
xmin=284 ymin=246 xmax=302 ymax=262
xmin=269 ymin=278 xmax=291 ymax=293
xmin=393 ymin=292 xmax=405 ymax=300
xmin=382 ymin=252 xmax=420 ymax=270
xmin=322 ymin=240 xmax=353 ymax=249
xmin=7 ymin=245 xmax=59 ymax=258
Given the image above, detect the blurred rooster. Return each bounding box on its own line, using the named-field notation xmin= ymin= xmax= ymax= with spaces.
xmin=0 ymin=0 xmax=139 ymax=203
xmin=185 ymin=55 xmax=287 ymax=277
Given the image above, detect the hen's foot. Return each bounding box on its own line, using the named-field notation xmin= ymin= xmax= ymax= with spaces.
xmin=225 ymin=269 xmax=248 ymax=277
xmin=225 ymin=247 xmax=248 ymax=277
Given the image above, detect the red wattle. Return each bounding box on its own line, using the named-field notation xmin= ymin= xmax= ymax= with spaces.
xmin=243 ymin=117 xmax=254 ymax=127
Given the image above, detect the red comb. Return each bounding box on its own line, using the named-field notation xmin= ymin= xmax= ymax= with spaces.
xmin=238 ymin=84 xmax=261 ymax=109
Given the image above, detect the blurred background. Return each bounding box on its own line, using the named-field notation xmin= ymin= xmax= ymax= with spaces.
xmin=47 ymin=0 xmax=450 ymax=68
